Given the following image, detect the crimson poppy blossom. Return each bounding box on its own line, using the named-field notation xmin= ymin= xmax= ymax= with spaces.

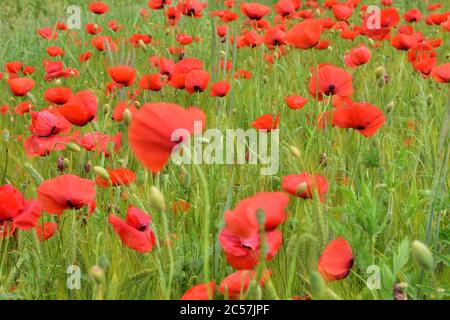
xmin=58 ymin=90 xmax=98 ymax=126
xmin=431 ymin=63 xmax=450 ymax=83
xmin=240 ymin=2 xmax=271 ymax=20
xmin=333 ymin=4 xmax=354 ymax=21
xmin=309 ymin=63 xmax=353 ymax=101
xmin=148 ymin=0 xmax=171 ymax=10
xmin=29 ymin=109 xmax=72 ymax=137
xmin=109 ymin=206 xmax=156 ymax=253
xmin=180 ymin=282 xmax=215 ymax=300
xmin=96 ymin=168 xmax=136 ymax=188
xmin=210 ymin=80 xmax=231 ymax=97
xmin=44 ymin=87 xmax=72 ymax=105
xmin=77 ymin=132 xmax=122 ymax=156
xmin=224 ymin=192 xmax=289 ymax=239
xmin=284 ymin=19 xmax=323 ymax=49
xmin=282 ymin=173 xmax=329 ymax=202
xmin=89 ymin=2 xmax=109 ymax=14
xmin=8 ymin=78 xmax=35 ymax=97
xmin=344 ymin=45 xmax=372 ymax=68
xmin=318 ymin=237 xmax=354 ymax=281
xmin=108 ymin=65 xmax=137 ymax=86
xmin=112 ymin=101 xmax=138 ymax=122
xmin=36 ymin=222 xmax=58 ymax=241
xmin=128 ymin=103 xmax=206 ymax=172
xmin=185 ymin=69 xmax=210 ymax=94
xmin=285 ymin=95 xmax=308 ymax=109
xmin=274 ymin=0 xmax=296 ymax=17
xmin=331 ymin=102 xmax=385 ymax=137
xmin=251 ymin=113 xmax=280 ymax=131
xmin=24 ymin=134 xmax=76 ymax=157
xmin=138 ymin=74 xmax=168 ymax=91
xmin=218 ymin=270 xmax=271 ymax=299
xmin=5 ymin=61 xmax=23 ymax=74
xmin=0 ymin=184 xmax=42 ymax=239
xmin=37 ymin=174 xmax=96 ymax=216
xmin=219 ymin=227 xmax=282 ymax=269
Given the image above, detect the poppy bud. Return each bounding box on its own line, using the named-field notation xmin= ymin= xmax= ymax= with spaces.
xmin=94 ymin=166 xmax=110 ymax=181
xmin=134 ymin=101 xmax=141 ymax=108
xmin=296 ymin=182 xmax=308 ymax=195
xmin=288 ymin=146 xmax=301 ymax=159
xmin=310 ymin=271 xmax=326 ymax=297
xmin=66 ymin=142 xmax=81 ymax=152
xmin=445 ymin=53 xmax=450 ymax=60
xmin=426 ymin=94 xmax=433 ymax=106
xmin=54 ymin=78 xmax=62 ymax=86
xmin=123 ymin=108 xmax=132 ymax=125
xmin=411 ymin=240 xmax=434 ymax=272
xmin=85 ymin=161 xmax=92 ymax=174
xmin=386 ymin=101 xmax=395 ymax=113
xmin=1 ymin=129 xmax=9 ymax=142
xmin=138 ymin=39 xmax=148 ymax=50
xmin=89 ymin=265 xmax=105 ymax=284
xmin=375 ymin=66 xmax=386 ymax=79
xmin=103 ymin=104 xmax=110 ymax=114
xmin=149 ymin=186 xmax=166 ymax=212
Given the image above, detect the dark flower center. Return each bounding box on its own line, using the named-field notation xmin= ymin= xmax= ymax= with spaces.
xmin=137 ymin=224 xmax=149 ymax=232
xmin=325 ymin=84 xmax=336 ymax=95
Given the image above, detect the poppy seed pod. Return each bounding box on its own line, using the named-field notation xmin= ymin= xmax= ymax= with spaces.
xmin=94 ymin=166 xmax=110 ymax=181
xmin=411 ymin=240 xmax=434 ymax=272
xmin=123 ymin=108 xmax=132 ymax=125
xmin=66 ymin=142 xmax=82 ymax=152
xmin=149 ymin=186 xmax=166 ymax=212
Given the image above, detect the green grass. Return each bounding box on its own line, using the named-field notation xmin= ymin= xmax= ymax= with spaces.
xmin=0 ymin=0 xmax=449 ymax=300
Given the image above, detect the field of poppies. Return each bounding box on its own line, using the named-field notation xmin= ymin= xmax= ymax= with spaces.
xmin=0 ymin=0 xmax=448 ymax=301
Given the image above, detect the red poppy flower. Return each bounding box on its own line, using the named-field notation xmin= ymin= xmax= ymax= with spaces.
xmin=148 ymin=0 xmax=171 ymax=10
xmin=210 ymin=80 xmax=231 ymax=97
xmin=0 ymin=184 xmax=42 ymax=239
xmin=58 ymin=90 xmax=98 ymax=126
xmin=129 ymin=34 xmax=152 ymax=47
xmin=219 ymin=227 xmax=282 ymax=269
xmin=36 ymin=222 xmax=58 ymax=241
xmin=112 ymin=101 xmax=138 ymax=122
xmin=331 ymin=102 xmax=385 ymax=137
xmin=24 ymin=134 xmax=76 ymax=157
xmin=282 ymin=173 xmax=329 ymax=202
xmin=37 ymin=27 xmax=57 ymax=40
xmin=128 ymin=103 xmax=206 ymax=172
xmin=172 ymin=200 xmax=190 ymax=213
xmin=77 ymin=132 xmax=122 ymax=156
xmin=138 ymin=74 xmax=168 ymax=91
xmin=180 ymin=282 xmax=215 ymax=300
xmin=86 ymin=23 xmax=103 ymax=35
xmin=344 ymin=45 xmax=372 ymax=68
xmin=38 ymin=174 xmax=96 ymax=216
xmin=274 ymin=0 xmax=295 ymax=17
xmin=14 ymin=101 xmax=33 ymax=115
xmin=91 ymin=36 xmax=117 ymax=51
xmin=177 ymin=0 xmax=205 ymax=18
xmin=262 ymin=26 xmax=286 ymax=48
xmin=284 ymin=19 xmax=323 ymax=49
xmin=431 ymin=63 xmax=450 ymax=83
xmin=224 ymin=192 xmax=289 ymax=239
xmin=29 ymin=109 xmax=72 ymax=137
xmin=309 ymin=63 xmax=353 ymax=101
xmin=165 ymin=6 xmax=181 ymax=25
xmin=391 ymin=32 xmax=422 ymax=51
xmin=361 ymin=7 xmax=400 ymax=41
xmin=333 ymin=4 xmax=354 ymax=21
xmin=176 ymin=33 xmax=194 ymax=45
xmin=8 ymin=77 xmax=35 ymax=97
xmin=108 ymin=65 xmax=136 ymax=86
xmin=403 ymin=8 xmax=423 ymax=23
xmin=318 ymin=237 xmax=353 ymax=281
xmin=109 ymin=206 xmax=156 ymax=253
xmin=251 ymin=113 xmax=280 ymax=131
xmin=96 ymin=168 xmax=136 ymax=188
xmin=46 ymin=46 xmax=64 ymax=57
xmin=44 ymin=87 xmax=73 ymax=105
xmin=218 ymin=270 xmax=271 ymax=299
xmin=5 ymin=61 xmax=23 ymax=74
xmin=89 ymin=2 xmax=109 ymax=14
xmin=240 ymin=2 xmax=271 ymax=20
xmin=285 ymin=95 xmax=308 ymax=109
xmin=185 ymin=69 xmax=210 ymax=94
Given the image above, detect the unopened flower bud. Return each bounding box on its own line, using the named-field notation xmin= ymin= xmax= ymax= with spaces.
xmin=412 ymin=240 xmax=434 ymax=272
xmin=94 ymin=166 xmax=110 ymax=181
xmin=149 ymin=186 xmax=166 ymax=212
xmin=375 ymin=66 xmax=386 ymax=79
xmin=386 ymin=101 xmax=395 ymax=113
xmin=289 ymin=146 xmax=301 ymax=159
xmin=66 ymin=142 xmax=81 ymax=152
xmin=89 ymin=265 xmax=105 ymax=284
xmin=296 ymin=182 xmax=308 ymax=195
xmin=1 ymin=129 xmax=9 ymax=142
xmin=123 ymin=109 xmax=132 ymax=125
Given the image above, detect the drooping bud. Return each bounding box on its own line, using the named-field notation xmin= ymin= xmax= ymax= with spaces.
xmin=149 ymin=186 xmax=166 ymax=212
xmin=296 ymin=182 xmax=308 ymax=195
xmin=66 ymin=142 xmax=81 ymax=152
xmin=386 ymin=101 xmax=395 ymax=113
xmin=375 ymin=66 xmax=386 ymax=79
xmin=411 ymin=240 xmax=434 ymax=272
xmin=94 ymin=166 xmax=110 ymax=181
